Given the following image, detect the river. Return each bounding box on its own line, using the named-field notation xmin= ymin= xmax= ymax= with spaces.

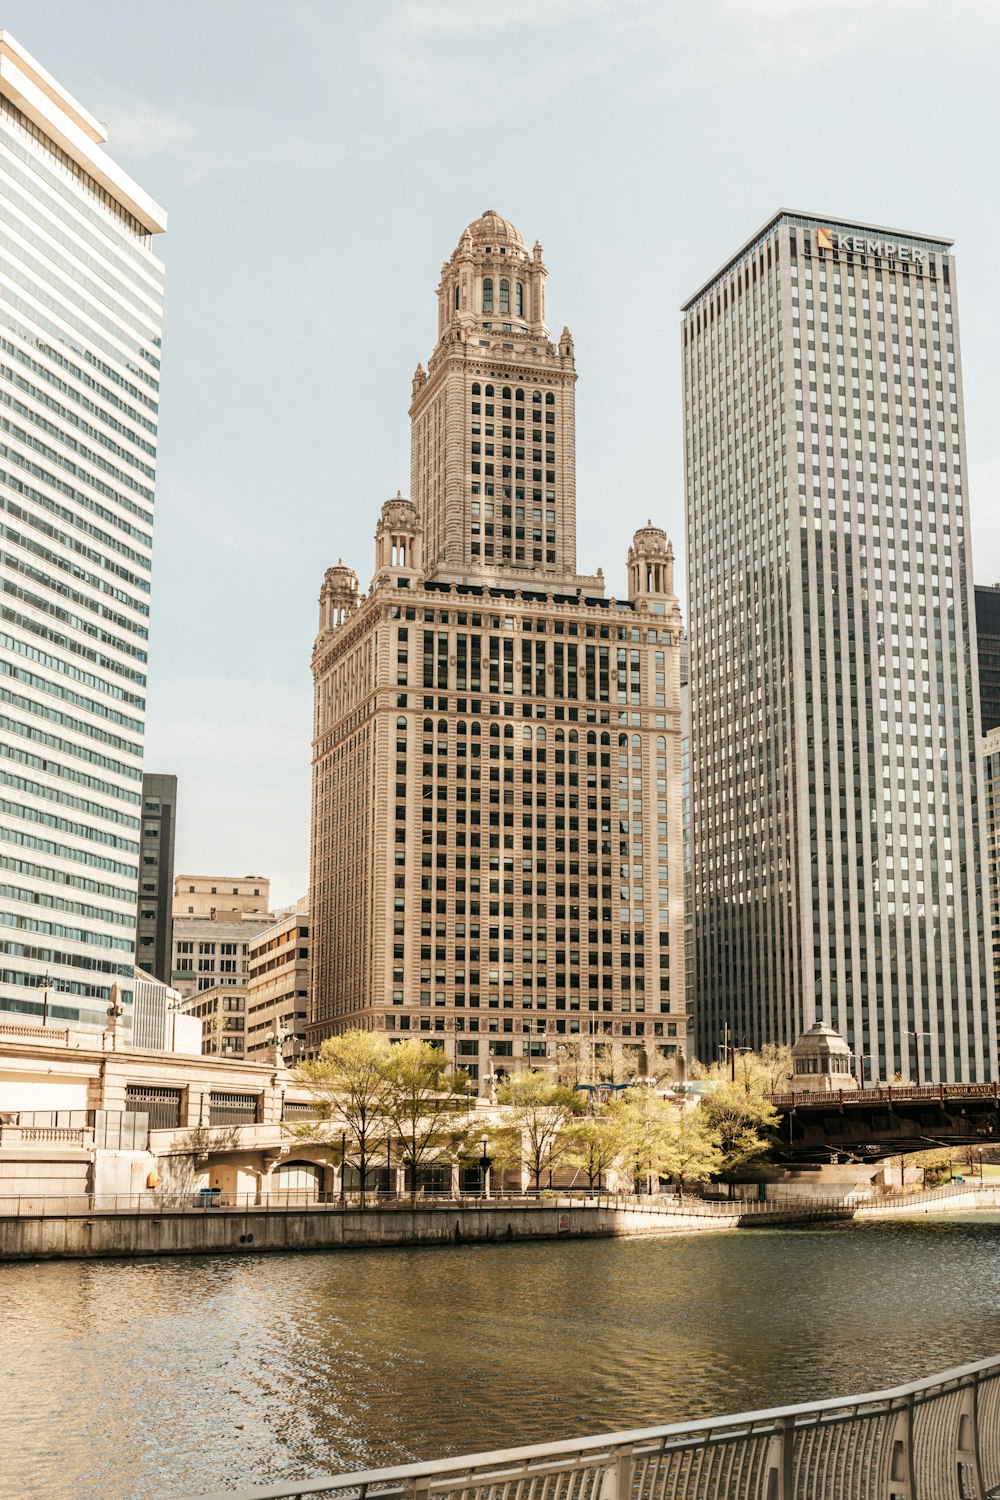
xmin=2 ymin=1216 xmax=1000 ymax=1499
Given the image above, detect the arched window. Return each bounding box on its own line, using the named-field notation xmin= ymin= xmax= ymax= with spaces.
xmin=437 ymin=719 xmax=448 ymax=734
xmin=499 ymin=279 xmax=510 ymax=313
xmin=483 ymin=278 xmax=493 ymax=313
xmin=516 ymin=388 xmax=524 ymax=401
xmin=532 ymin=390 xmax=542 ymax=405
xmin=485 ymin=384 xmax=494 ymax=397
xmin=454 ymin=284 xmax=460 ymax=310
xmin=396 ymin=716 xmax=407 ymax=730
xmin=472 ymin=382 xmax=481 ymax=396
xmin=423 ymin=718 xmax=433 ymax=732
xmin=502 ymin=386 xmax=512 ymax=399
xmin=522 ymin=725 xmax=532 ymax=740
xmin=545 ymin=392 xmax=555 ymax=405
xmin=536 ymin=727 xmax=546 ymax=742
xmin=516 ymin=282 xmax=524 ymax=316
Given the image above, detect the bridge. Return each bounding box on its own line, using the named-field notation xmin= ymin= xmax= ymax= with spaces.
xmin=189 ymin=1353 xmax=1000 ymax=1500
xmin=768 ymin=1082 xmax=1000 ymax=1163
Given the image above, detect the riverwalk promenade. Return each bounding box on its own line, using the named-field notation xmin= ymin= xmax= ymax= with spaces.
xmin=2 ymin=1181 xmax=998 ymax=1260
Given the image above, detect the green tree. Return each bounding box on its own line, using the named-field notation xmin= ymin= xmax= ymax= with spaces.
xmin=563 ymin=1114 xmax=626 ymax=1191
xmin=289 ymin=1030 xmax=392 ymax=1207
xmin=381 ymin=1039 xmax=475 ymax=1205
xmin=605 ymin=1087 xmax=676 ymax=1195
xmin=493 ymin=1071 xmax=582 ymax=1189
xmin=700 ymin=1077 xmax=780 ymax=1194
xmin=660 ymin=1106 xmax=722 ymax=1198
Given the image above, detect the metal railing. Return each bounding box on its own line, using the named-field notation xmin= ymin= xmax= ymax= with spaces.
xmin=0 ymin=1188 xmax=864 ymax=1220
xmin=866 ymin=1178 xmax=998 ymax=1210
xmin=188 ymin=1354 xmax=1000 ymax=1500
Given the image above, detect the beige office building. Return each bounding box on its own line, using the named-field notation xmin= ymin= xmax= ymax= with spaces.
xmin=176 ymin=981 xmax=248 ymax=1059
xmin=246 ymin=904 xmax=310 ymax=1062
xmin=173 ymin=874 xmax=270 ymax=919
xmin=308 ymin=212 xmax=686 ymax=1086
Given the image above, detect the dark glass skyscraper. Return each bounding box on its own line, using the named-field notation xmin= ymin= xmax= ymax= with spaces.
xmin=975 ymin=585 xmax=1000 ymax=732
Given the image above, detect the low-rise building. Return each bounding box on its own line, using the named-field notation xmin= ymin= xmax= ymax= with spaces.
xmin=173 ymin=874 xmax=270 ymax=920
xmin=177 ymin=983 xmax=249 ymax=1058
xmin=246 ymin=904 xmax=310 ymax=1062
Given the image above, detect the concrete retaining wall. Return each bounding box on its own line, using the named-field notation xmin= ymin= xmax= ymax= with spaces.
xmin=0 ymin=1203 xmax=741 ymax=1260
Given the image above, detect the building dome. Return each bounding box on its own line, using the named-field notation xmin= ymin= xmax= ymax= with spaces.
xmin=459 ymin=210 xmax=525 ymax=254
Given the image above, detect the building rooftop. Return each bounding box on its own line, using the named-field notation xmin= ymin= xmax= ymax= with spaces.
xmin=681 ymin=207 xmax=953 ymax=312
xmin=0 ymin=29 xmax=167 ymax=234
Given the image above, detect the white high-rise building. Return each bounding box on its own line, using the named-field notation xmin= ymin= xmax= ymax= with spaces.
xmin=684 ymin=210 xmax=995 ymax=1083
xmin=0 ymin=35 xmax=166 ymax=1038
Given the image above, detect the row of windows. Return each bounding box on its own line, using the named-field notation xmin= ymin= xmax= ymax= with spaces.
xmin=471 ymin=384 xmax=555 ymax=404
xmin=0 ymin=848 xmax=134 ymax=906
xmin=0 ymin=479 xmax=150 ymax=591
xmin=478 ymin=280 xmax=523 ymax=316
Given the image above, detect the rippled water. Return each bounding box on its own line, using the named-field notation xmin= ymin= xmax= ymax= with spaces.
xmin=2 ymin=1217 xmax=1000 ymax=1499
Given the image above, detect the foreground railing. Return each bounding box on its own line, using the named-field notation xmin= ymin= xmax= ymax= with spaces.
xmin=189 ymin=1354 xmax=1000 ymax=1500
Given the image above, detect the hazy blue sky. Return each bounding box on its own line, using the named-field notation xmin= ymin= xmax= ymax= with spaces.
xmin=7 ymin=1 xmax=1000 ymax=904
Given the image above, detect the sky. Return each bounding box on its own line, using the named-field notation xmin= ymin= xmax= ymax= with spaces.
xmin=6 ymin=0 xmax=1000 ymax=906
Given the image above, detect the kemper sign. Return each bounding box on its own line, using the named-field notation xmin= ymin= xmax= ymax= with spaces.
xmin=816 ymin=226 xmax=926 ymax=263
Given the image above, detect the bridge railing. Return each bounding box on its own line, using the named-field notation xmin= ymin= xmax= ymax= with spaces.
xmin=769 ymin=1081 xmax=1000 ymax=1109
xmin=187 ymin=1353 xmax=1000 ymax=1500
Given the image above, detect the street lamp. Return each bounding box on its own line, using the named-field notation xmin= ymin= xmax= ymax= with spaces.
xmin=479 ymin=1133 xmax=491 ymax=1198
xmin=854 ymin=1053 xmax=873 ymax=1091
xmin=906 ymin=1029 xmax=931 ymax=1088
xmin=36 ymin=970 xmax=54 ymax=1027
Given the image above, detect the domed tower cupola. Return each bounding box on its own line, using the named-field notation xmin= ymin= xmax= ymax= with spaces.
xmin=436 ymin=210 xmax=548 ymax=340
xmin=628 ymin=523 xmax=676 ymax=600
xmin=374 ymin=492 xmax=423 ymax=586
xmin=318 ymin=561 xmax=359 ymax=634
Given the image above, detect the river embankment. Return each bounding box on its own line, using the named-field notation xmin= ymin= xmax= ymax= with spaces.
xmin=3 ymin=1184 xmax=998 ymax=1260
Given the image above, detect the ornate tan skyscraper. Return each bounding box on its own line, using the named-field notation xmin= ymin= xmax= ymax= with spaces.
xmin=308 ymin=214 xmax=686 ymax=1089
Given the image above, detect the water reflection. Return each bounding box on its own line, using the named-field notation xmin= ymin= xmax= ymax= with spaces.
xmin=1 ymin=1217 xmax=999 ymax=1499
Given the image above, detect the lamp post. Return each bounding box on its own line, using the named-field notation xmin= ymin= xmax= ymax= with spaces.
xmin=479 ymin=1134 xmax=490 ymax=1198
xmin=339 ymin=1130 xmax=347 ymax=1204
xmin=906 ymin=1029 xmax=931 ymax=1088
xmin=36 ymin=970 xmax=53 ymax=1027
xmin=854 ymin=1053 xmax=872 ymax=1091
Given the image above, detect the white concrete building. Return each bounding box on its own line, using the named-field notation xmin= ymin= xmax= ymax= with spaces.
xmin=0 ymin=34 xmax=166 ymax=1040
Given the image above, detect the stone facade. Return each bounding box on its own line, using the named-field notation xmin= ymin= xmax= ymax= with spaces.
xmin=308 ymin=214 xmax=687 ymax=1089
xmin=245 ymin=906 xmax=310 ymax=1061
